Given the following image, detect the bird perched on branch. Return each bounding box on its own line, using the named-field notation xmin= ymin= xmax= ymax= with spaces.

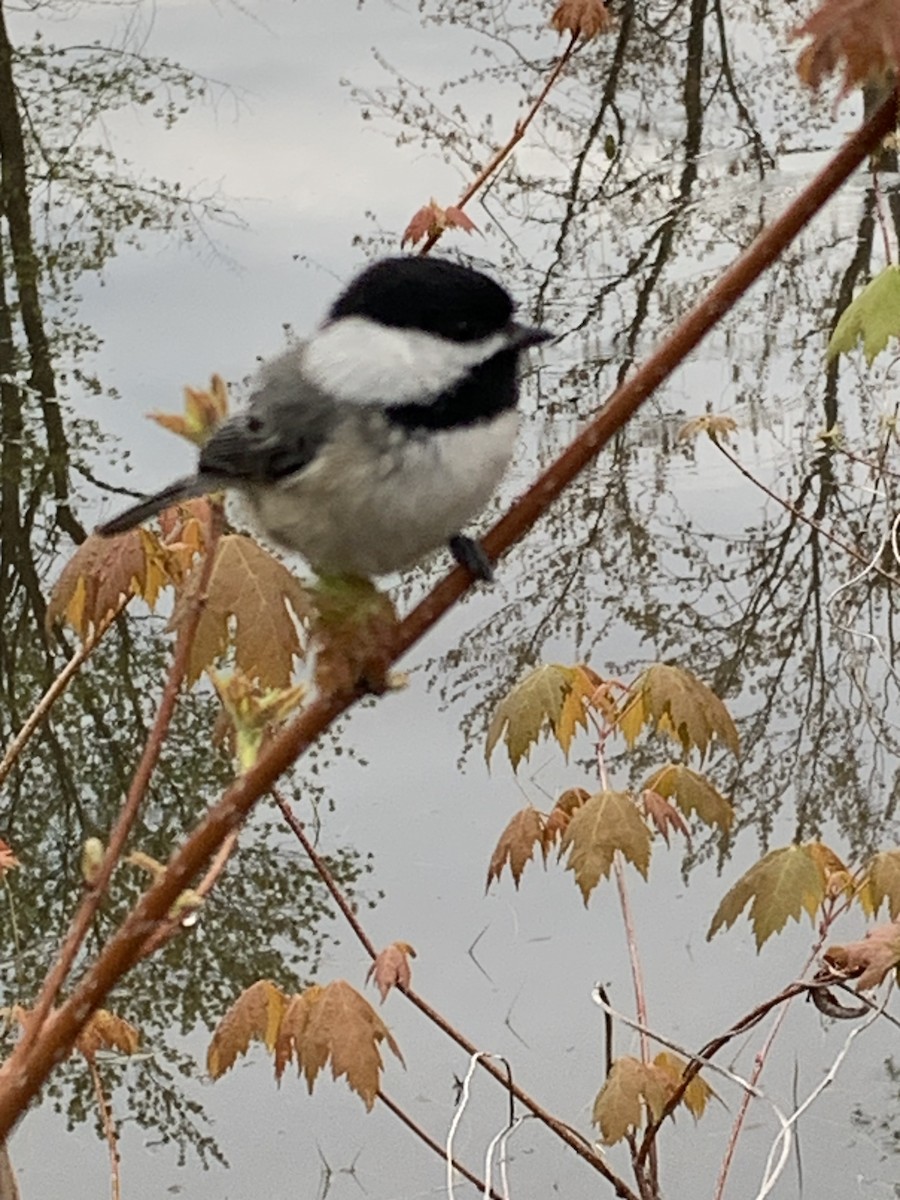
xmin=97 ymin=256 xmax=551 ymax=581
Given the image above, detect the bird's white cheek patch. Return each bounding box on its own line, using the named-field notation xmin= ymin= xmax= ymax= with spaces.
xmin=303 ymin=318 xmax=510 ymax=405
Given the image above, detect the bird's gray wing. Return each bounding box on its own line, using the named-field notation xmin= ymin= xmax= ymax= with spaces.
xmin=97 ymin=359 xmax=337 ymax=537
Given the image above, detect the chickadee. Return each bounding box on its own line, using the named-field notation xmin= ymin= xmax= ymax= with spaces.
xmin=97 ymin=256 xmax=551 ymax=580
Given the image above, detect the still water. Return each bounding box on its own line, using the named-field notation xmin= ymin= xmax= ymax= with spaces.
xmin=1 ymin=1 xmax=899 ymax=1197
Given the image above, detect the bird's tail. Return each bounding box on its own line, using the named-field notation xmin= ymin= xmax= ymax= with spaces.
xmin=95 ymin=474 xmax=223 ymax=537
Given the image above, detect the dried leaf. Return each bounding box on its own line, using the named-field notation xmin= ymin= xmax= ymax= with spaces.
xmin=207 ymin=980 xmax=288 ymax=1078
xmin=486 ymin=807 xmax=546 ymax=890
xmin=616 ymin=664 xmax=740 ymax=762
xmin=794 ymin=0 xmax=900 ymax=99
xmin=592 ymin=1057 xmax=671 ymax=1144
xmin=652 ymin=1051 xmax=716 ymax=1120
xmin=824 ymin=920 xmax=900 ymax=990
xmin=366 ymin=942 xmax=416 ymax=1003
xmin=274 ymin=980 xmax=403 ymax=1111
xmin=47 ymin=529 xmax=173 ymax=638
xmin=828 ymin=266 xmax=900 ymax=364
xmin=677 ymin=414 xmax=738 ymax=443
xmin=550 ymin=0 xmax=612 ymax=41
xmin=76 ymin=1010 xmax=140 ymax=1062
xmin=560 ymin=790 xmax=651 ymax=904
xmin=150 ymin=374 xmax=230 ymax=446
xmin=643 ymin=763 xmax=733 ymax=832
xmin=312 ymin=576 xmax=399 ymax=695
xmin=641 ymin=789 xmax=691 ymax=847
xmin=707 ymin=844 xmax=826 ymax=949
xmin=401 ymin=199 xmax=478 ymax=249
xmin=486 ymin=663 xmax=585 ymax=770
xmin=170 ymin=534 xmax=313 ymax=688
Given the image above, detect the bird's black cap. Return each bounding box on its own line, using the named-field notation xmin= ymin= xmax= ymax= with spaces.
xmin=327 ymin=256 xmax=514 ymax=344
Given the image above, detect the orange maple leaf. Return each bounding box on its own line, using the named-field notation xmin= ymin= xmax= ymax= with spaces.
xmin=274 ymin=981 xmax=403 ymax=1110
xmin=486 ymin=806 xmax=546 ymax=890
xmin=550 ymin=0 xmax=612 ymax=41
xmin=75 ymin=1010 xmax=140 ymax=1062
xmin=793 ymin=0 xmax=900 ymax=99
xmin=366 ymin=942 xmax=416 ymax=1003
xmin=542 ymin=787 xmax=590 ymax=850
xmin=401 ymin=199 xmax=478 ymax=249
xmin=150 ymin=374 xmax=230 ymax=446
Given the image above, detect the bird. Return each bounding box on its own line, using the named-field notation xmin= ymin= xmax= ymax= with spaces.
xmin=96 ymin=256 xmax=552 ymax=581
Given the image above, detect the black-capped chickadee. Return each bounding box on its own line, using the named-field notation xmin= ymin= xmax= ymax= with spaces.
xmin=97 ymin=256 xmax=551 ymax=580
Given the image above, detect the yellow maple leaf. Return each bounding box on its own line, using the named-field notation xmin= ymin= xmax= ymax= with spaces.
xmin=653 ymin=1051 xmax=716 ymax=1120
xmin=150 ymin=374 xmax=230 ymax=446
xmin=560 ymin=790 xmax=651 ymax=904
xmin=860 ymin=849 xmax=900 ymax=919
xmin=616 ymin=663 xmax=740 ymax=762
xmin=707 ymin=844 xmax=826 ymax=949
xmin=76 ymin=1010 xmax=140 ymax=1062
xmin=643 ymin=763 xmax=733 ymax=831
xmin=486 ymin=663 xmax=589 ymax=769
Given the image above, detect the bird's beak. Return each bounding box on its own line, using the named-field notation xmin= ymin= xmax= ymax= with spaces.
xmin=506 ymin=322 xmax=554 ymax=350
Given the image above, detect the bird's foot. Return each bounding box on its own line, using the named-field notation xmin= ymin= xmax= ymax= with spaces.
xmin=448 ymin=534 xmax=494 ymax=583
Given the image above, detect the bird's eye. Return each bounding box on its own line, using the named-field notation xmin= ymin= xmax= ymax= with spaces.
xmin=247 ymin=414 xmax=263 ymax=433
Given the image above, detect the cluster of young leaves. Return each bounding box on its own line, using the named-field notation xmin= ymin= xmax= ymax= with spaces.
xmin=485 ymin=663 xmax=737 ymax=903
xmin=206 ymin=977 xmax=403 ymax=1111
xmin=592 ymin=1050 xmax=714 ymax=1145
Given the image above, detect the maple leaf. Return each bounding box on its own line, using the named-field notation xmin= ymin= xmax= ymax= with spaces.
xmin=560 ymin=790 xmax=651 ymax=904
xmin=170 ymin=534 xmax=313 ymax=688
xmin=652 ymin=1051 xmax=716 ymax=1120
xmin=550 ymin=0 xmax=612 ymax=42
xmin=400 ymin=199 xmax=478 ymax=249
xmin=274 ymin=981 xmax=403 ymax=1111
xmin=793 ymin=0 xmax=900 ymax=100
xmin=211 ymin=670 xmax=306 ymax=771
xmin=859 ymin=849 xmax=900 ymax=918
xmin=707 ymin=844 xmax=826 ymax=949
xmin=828 ymin=266 xmax=900 ymax=364
xmin=677 ymin=414 xmax=738 ymax=443
xmin=641 ymin=789 xmax=691 ymax=847
xmin=542 ymin=787 xmax=590 ymax=850
xmin=592 ymin=1056 xmax=672 ymax=1144
xmin=556 ymin=664 xmax=597 ymax=756
xmin=643 ymin=763 xmax=733 ymax=832
xmin=47 ymin=529 xmax=173 ymax=638
xmin=486 ymin=807 xmax=546 ymax=890
xmin=312 ymin=576 xmax=400 ymax=695
xmin=75 ymin=1010 xmax=141 ymax=1061
xmin=808 ymin=842 xmax=854 ymax=900
xmin=486 ymin=663 xmax=589 ymax=770
xmin=824 ymin=920 xmax=900 ymax=990
xmin=0 ymin=839 xmax=20 ymax=876
xmin=366 ymin=942 xmax=416 ymax=1003
xmin=616 ymin=663 xmax=740 ymax=762
xmin=207 ymin=980 xmax=288 ymax=1078
xmin=150 ymin=374 xmax=230 ymax=446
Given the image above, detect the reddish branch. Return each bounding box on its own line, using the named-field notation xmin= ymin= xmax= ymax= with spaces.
xmin=0 ymin=90 xmax=895 ymax=1138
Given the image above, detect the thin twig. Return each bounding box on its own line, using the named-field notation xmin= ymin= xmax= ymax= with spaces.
xmin=376 ymin=1089 xmax=503 ymax=1200
xmin=273 ymin=793 xmax=635 ymax=1197
xmin=0 ymin=602 xmax=125 ymax=790
xmin=418 ymin=33 xmax=579 ymax=255
xmin=86 ymin=1057 xmax=121 ymax=1200
xmin=16 ymin=513 xmax=223 ymax=1054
